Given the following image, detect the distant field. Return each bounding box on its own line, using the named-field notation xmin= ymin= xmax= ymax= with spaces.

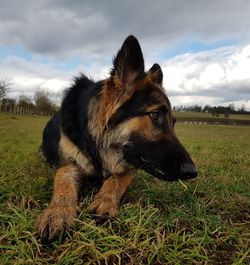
xmin=0 ymin=112 xmax=250 ymax=264
xmin=173 ymin=111 xmax=250 ymax=120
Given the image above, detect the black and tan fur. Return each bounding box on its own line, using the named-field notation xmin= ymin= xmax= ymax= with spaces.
xmin=37 ymin=36 xmax=197 ymax=241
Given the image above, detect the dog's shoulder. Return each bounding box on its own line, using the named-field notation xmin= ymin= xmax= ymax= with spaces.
xmin=60 ymin=74 xmax=103 ymax=173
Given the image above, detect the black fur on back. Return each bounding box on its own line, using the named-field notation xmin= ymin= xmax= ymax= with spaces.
xmin=41 ymin=74 xmax=103 ymax=173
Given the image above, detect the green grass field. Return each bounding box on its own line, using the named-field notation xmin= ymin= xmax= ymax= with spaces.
xmin=0 ymin=112 xmax=250 ymax=264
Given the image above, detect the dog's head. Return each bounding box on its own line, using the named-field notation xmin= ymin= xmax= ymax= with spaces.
xmin=91 ymin=35 xmax=197 ymax=181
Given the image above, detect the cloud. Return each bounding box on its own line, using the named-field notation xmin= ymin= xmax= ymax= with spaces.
xmin=0 ymin=54 xmax=110 ymax=104
xmin=0 ymin=0 xmax=250 ymax=59
xmin=0 ymin=56 xmax=71 ymax=101
xmin=160 ymin=45 xmax=250 ymax=108
xmin=0 ymin=0 xmax=250 ymax=109
xmin=2 ymin=43 xmax=249 ymax=109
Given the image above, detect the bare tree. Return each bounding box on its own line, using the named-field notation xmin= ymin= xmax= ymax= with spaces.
xmin=18 ymin=95 xmax=35 ymax=109
xmin=0 ymin=79 xmax=11 ymax=100
xmin=34 ymin=88 xmax=56 ymax=112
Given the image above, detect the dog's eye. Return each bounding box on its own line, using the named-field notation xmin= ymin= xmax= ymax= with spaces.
xmin=150 ymin=112 xmax=160 ymax=121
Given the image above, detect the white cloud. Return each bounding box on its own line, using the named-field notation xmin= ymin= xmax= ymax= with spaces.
xmin=0 ymin=54 xmax=110 ymax=104
xmin=0 ymin=56 xmax=71 ymax=101
xmin=161 ymin=45 xmax=250 ymax=109
xmin=199 ymin=63 xmax=225 ymax=85
xmin=1 ymin=44 xmax=250 ymax=109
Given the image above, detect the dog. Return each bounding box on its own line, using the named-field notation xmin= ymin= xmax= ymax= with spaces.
xmin=36 ymin=35 xmax=197 ymax=242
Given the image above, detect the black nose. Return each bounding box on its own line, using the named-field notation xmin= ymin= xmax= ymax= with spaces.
xmin=180 ymin=163 xmax=197 ymax=179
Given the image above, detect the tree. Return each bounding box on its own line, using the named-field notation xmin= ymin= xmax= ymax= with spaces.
xmin=238 ymin=104 xmax=246 ymax=114
xmin=34 ymin=89 xmax=56 ymax=112
xmin=0 ymin=79 xmax=11 ymax=100
xmin=228 ymin=103 xmax=235 ymax=113
xmin=203 ymin=105 xmax=211 ymax=113
xmin=1 ymin=98 xmax=16 ymax=111
xmin=18 ymin=95 xmax=35 ymax=109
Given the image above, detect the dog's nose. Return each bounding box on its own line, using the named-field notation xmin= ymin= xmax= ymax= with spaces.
xmin=180 ymin=163 xmax=197 ymax=179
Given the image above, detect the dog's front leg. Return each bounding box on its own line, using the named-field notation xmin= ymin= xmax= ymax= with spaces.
xmin=36 ymin=164 xmax=80 ymax=242
xmin=88 ymin=174 xmax=132 ymax=217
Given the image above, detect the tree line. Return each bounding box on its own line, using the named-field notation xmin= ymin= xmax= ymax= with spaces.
xmin=173 ymin=103 xmax=249 ymax=116
xmin=1 ymin=78 xmax=249 ymax=116
xmin=0 ymin=79 xmax=58 ymax=114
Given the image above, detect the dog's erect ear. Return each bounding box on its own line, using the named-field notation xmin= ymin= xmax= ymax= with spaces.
xmin=111 ymin=35 xmax=144 ymax=85
xmin=148 ymin=63 xmax=163 ymax=85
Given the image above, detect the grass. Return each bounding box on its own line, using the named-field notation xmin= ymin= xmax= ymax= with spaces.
xmin=0 ymin=112 xmax=250 ymax=264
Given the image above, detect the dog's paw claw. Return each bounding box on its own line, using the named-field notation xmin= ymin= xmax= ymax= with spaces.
xmin=36 ymin=206 xmax=77 ymax=242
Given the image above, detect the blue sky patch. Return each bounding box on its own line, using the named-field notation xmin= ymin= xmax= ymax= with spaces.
xmin=0 ymin=45 xmax=32 ymax=60
xmin=160 ymin=38 xmax=239 ymax=59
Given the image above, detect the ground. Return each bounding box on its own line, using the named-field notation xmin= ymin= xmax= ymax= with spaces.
xmin=0 ymin=112 xmax=249 ymax=264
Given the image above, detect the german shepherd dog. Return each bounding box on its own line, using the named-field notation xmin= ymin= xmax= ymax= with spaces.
xmin=36 ymin=36 xmax=197 ymax=242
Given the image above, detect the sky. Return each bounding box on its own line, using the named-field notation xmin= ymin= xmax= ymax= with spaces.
xmin=1 ymin=0 xmax=250 ymax=109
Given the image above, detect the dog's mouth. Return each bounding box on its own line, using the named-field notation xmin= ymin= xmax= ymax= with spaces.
xmin=141 ymin=156 xmax=166 ymax=177
xmin=123 ymin=134 xmax=197 ymax=181
xmin=140 ymin=156 xmax=197 ymax=181
xmin=140 ymin=156 xmax=173 ymax=180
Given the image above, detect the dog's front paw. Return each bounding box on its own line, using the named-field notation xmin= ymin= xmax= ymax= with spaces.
xmin=36 ymin=205 xmax=77 ymax=242
xmin=88 ymin=196 xmax=119 ymax=217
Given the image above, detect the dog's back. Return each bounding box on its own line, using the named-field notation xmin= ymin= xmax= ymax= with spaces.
xmin=41 ymin=75 xmax=99 ymax=168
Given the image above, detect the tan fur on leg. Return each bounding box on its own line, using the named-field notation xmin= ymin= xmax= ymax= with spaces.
xmin=36 ymin=164 xmax=80 ymax=241
xmin=88 ymin=174 xmax=132 ymax=217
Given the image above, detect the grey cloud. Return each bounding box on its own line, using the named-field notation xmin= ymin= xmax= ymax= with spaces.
xmin=1 ymin=0 xmax=250 ymax=59
xmin=167 ymin=79 xmax=250 ymax=106
xmin=168 ymin=81 xmax=250 ymax=96
xmin=1 ymin=0 xmax=250 ymax=109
